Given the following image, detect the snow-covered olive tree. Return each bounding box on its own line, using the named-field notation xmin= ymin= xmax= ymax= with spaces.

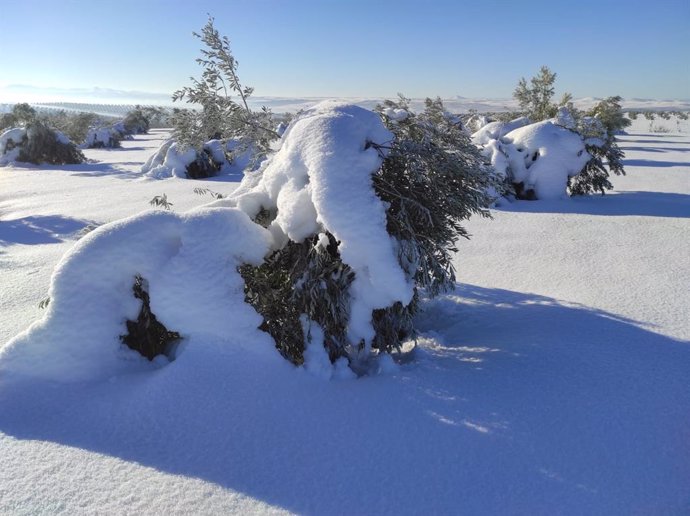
xmin=236 ymin=99 xmax=501 ymax=372
xmin=504 ymin=69 xmax=629 ymax=197
xmin=0 ymin=121 xmax=84 ymax=165
xmin=155 ymin=16 xmax=279 ymax=179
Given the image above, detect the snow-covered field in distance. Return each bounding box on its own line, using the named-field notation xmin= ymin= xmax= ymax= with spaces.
xmin=0 ymin=116 xmax=689 ymax=514
xmin=2 ymin=96 xmax=689 ymax=118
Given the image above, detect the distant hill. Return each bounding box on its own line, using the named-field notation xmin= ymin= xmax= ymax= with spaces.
xmin=2 ymin=97 xmax=689 ymax=118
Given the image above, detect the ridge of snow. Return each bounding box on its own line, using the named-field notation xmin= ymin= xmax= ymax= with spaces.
xmin=0 ymin=207 xmax=273 ymax=383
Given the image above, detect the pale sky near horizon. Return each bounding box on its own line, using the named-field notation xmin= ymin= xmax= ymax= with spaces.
xmin=1 ymin=0 xmax=689 ymax=102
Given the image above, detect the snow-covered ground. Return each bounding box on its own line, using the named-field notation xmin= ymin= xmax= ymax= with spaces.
xmin=0 ymin=117 xmax=688 ymax=514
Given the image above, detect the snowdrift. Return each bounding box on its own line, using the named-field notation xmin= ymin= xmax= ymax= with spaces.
xmin=0 ymin=208 xmax=273 ymax=382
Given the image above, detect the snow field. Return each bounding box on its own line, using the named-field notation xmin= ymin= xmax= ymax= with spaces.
xmin=0 ymin=113 xmax=688 ymax=515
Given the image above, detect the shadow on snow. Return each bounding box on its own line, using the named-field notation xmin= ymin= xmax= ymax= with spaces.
xmin=7 ymin=161 xmax=144 ymax=179
xmin=619 ymin=146 xmax=690 ymax=153
xmin=0 ymin=215 xmax=96 ymax=245
xmin=622 ymin=158 xmax=689 ymax=168
xmin=495 ymin=190 xmax=690 ymax=218
xmin=0 ymin=285 xmax=688 ymax=513
xmin=619 ymin=139 xmax=689 ymax=145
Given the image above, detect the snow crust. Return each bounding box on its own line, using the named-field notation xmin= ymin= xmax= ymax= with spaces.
xmin=229 ymin=101 xmax=414 ymax=351
xmin=0 ymin=207 xmax=272 ymax=383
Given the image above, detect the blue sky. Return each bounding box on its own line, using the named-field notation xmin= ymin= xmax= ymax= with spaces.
xmin=1 ymin=0 xmax=689 ymax=101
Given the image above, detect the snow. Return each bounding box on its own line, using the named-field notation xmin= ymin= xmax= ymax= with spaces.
xmin=499 ymin=120 xmax=591 ymax=199
xmin=53 ymin=130 xmax=71 ymax=145
xmin=142 ymin=140 xmax=198 ymax=178
xmin=382 ymin=106 xmax=409 ymax=121
xmin=471 ymin=116 xmax=530 ymax=145
xmin=142 ymin=138 xmax=257 ymax=179
xmin=0 ymin=207 xmax=272 ymax=383
xmin=229 ymin=101 xmax=413 ymax=354
xmin=83 ymin=126 xmax=120 ymax=148
xmin=465 ymin=113 xmax=492 ymax=133
xmin=1 ymin=116 xmax=689 ymax=514
xmin=0 ymin=127 xmax=26 ymax=164
xmin=0 ymin=126 xmax=77 ymax=165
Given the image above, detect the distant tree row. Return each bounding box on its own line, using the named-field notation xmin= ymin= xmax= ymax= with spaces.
xmin=0 ymin=103 xmax=164 ymax=164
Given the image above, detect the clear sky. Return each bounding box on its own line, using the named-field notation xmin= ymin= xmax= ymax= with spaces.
xmin=1 ymin=0 xmax=689 ymax=102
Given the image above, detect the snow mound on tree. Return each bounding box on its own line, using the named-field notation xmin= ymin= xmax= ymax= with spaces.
xmin=0 ymin=127 xmax=26 ymax=164
xmin=141 ymin=140 xmax=198 ymax=178
xmin=465 ymin=114 xmax=492 ymax=133
xmin=472 ymin=116 xmax=531 ymax=145
xmin=84 ymin=126 xmax=121 ymax=148
xmin=1 ymin=125 xmax=82 ymax=165
xmin=142 ymin=139 xmax=257 ymax=179
xmin=483 ymin=121 xmax=591 ymax=200
xmin=223 ymin=101 xmax=414 ymax=352
xmin=0 ymin=208 xmax=273 ymax=383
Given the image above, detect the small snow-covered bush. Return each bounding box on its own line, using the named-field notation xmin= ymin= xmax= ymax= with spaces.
xmin=84 ymin=126 xmax=123 ymax=149
xmin=0 ymin=122 xmax=84 ymax=165
xmin=141 ymin=138 xmax=255 ymax=179
xmin=0 ymin=103 xmax=37 ymax=132
xmin=472 ymin=70 xmax=630 ymax=198
xmin=481 ymin=120 xmax=591 ymax=200
xmin=0 ymin=128 xmax=27 ymax=164
xmin=43 ymin=111 xmax=100 ymax=144
xmin=122 ymin=107 xmax=150 ymax=135
xmin=152 ymin=17 xmax=279 ymax=179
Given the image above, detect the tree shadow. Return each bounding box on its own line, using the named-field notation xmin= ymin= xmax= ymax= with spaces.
xmin=68 ymin=163 xmax=144 ymax=178
xmin=495 ymin=190 xmax=690 ymax=218
xmin=623 ymin=158 xmax=688 ymax=167
xmin=7 ymin=161 xmax=144 ymax=179
xmin=620 ymin=146 xmax=690 ymax=153
xmin=113 ymin=146 xmax=147 ymax=152
xmin=623 ymin=134 xmax=687 ymax=139
xmin=0 ymin=215 xmax=95 ymax=245
xmin=620 ymin=139 xmax=689 ymax=145
xmin=0 ymin=285 xmax=688 ymax=513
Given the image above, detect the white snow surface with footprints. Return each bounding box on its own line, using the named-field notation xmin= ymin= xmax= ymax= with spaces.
xmin=0 ymin=115 xmax=689 ymax=514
